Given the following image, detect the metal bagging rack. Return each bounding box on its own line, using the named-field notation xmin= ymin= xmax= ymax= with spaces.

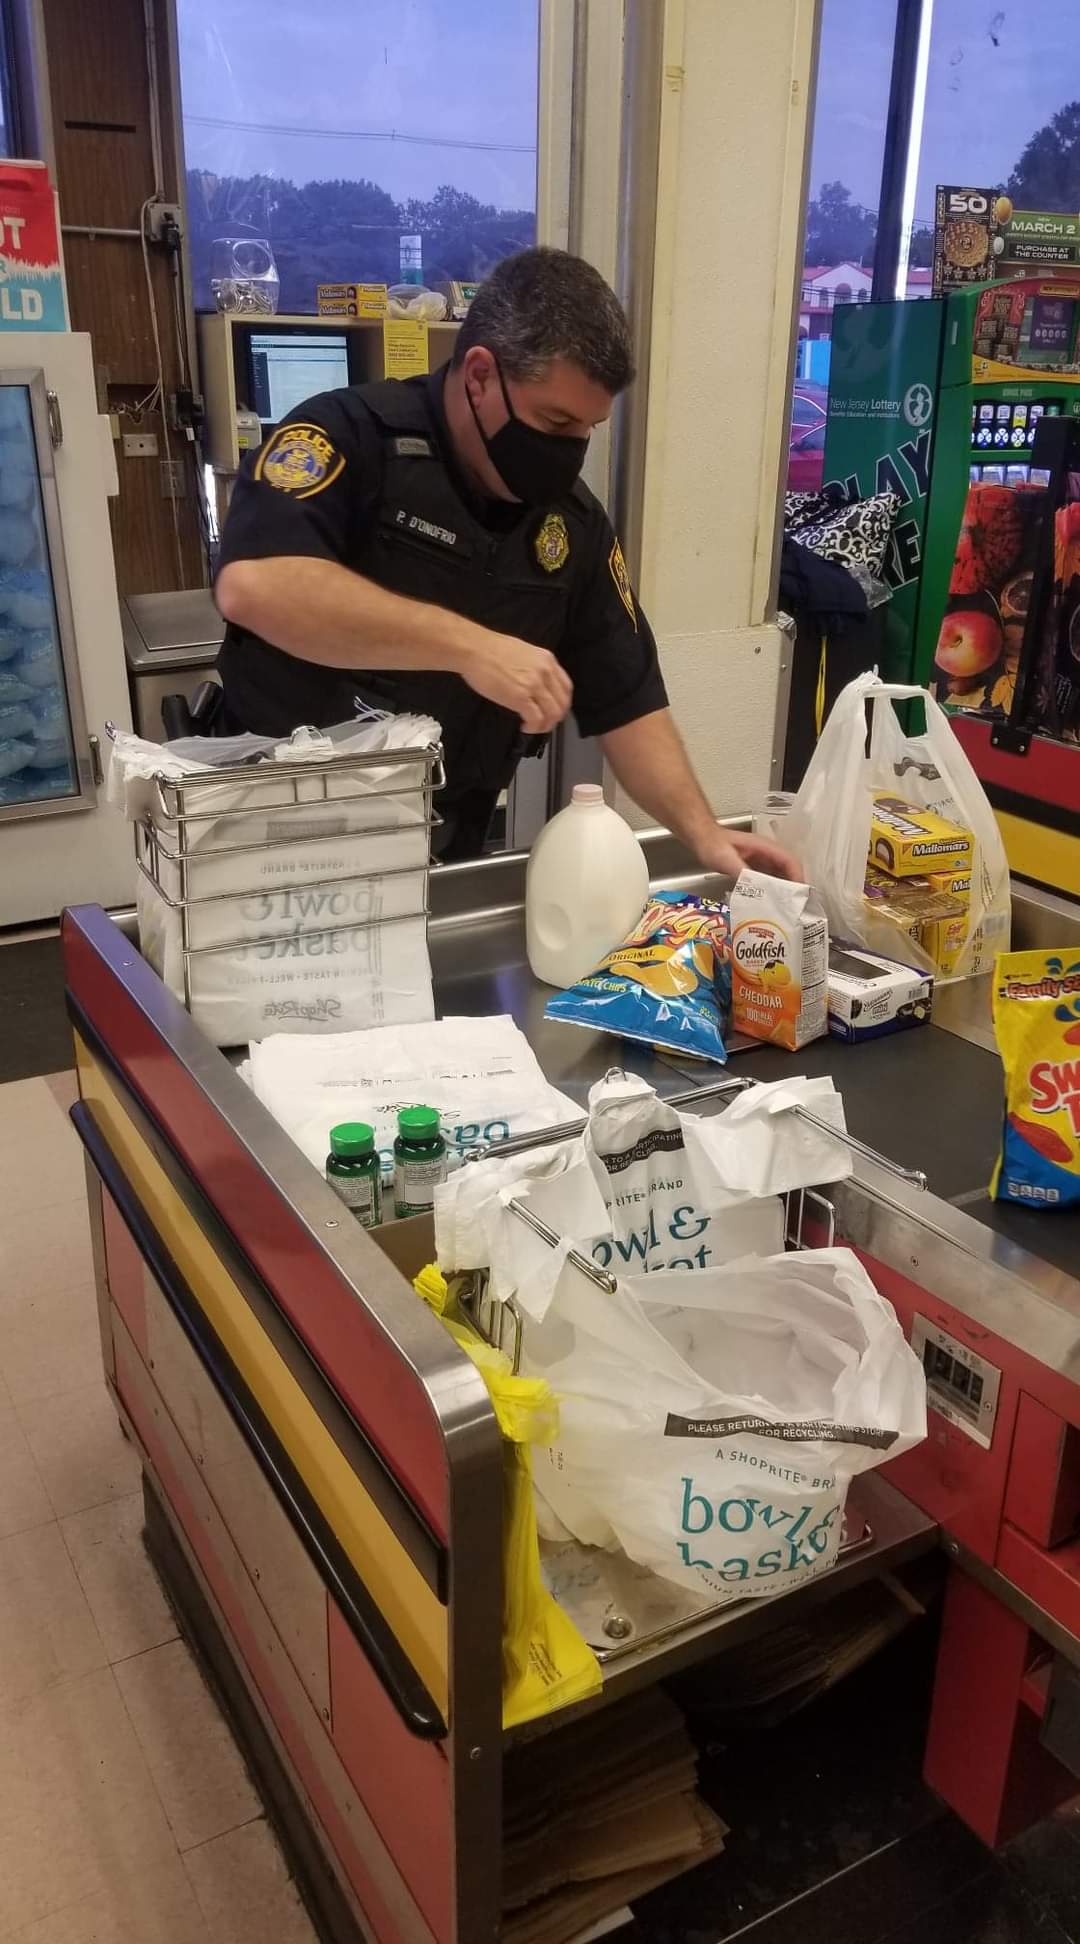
xmin=122 ymin=732 xmax=445 ymax=1020
xmin=450 ymin=1071 xmax=915 ymax=1660
xmin=456 ymin=1069 xmax=927 ymax=1372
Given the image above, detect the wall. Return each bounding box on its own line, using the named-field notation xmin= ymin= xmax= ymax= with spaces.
xmin=41 ymin=0 xmax=204 ymax=595
xmin=617 ymin=0 xmax=819 ymax=819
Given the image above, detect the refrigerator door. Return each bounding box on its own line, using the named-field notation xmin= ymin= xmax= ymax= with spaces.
xmin=0 ymin=368 xmax=94 ymax=819
xmin=0 ymin=332 xmax=133 ymax=924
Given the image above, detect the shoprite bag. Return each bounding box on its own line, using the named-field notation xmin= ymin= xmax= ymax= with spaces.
xmin=783 ymin=671 xmax=1010 ymax=978
xmin=519 ymin=1246 xmax=926 ymax=1603
xmin=435 ymin=1069 xmax=853 ymax=1314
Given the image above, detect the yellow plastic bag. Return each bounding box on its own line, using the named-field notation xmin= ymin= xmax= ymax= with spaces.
xmin=414 ymin=1265 xmax=602 ymax=1727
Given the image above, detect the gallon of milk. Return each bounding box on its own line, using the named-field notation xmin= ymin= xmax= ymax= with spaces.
xmin=526 ymin=784 xmax=650 ymax=988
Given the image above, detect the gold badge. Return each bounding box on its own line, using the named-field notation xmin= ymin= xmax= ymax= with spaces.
xmin=535 ymin=511 xmax=570 ymax=573
xmin=255 ymin=422 xmax=345 ymax=499
xmin=609 ymin=537 xmax=636 ymax=627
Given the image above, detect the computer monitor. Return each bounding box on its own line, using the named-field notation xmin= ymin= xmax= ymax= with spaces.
xmin=247 ymin=329 xmax=350 ymax=426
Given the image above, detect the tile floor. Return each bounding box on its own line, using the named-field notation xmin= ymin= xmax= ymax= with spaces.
xmin=0 ymin=1070 xmax=319 ymax=1943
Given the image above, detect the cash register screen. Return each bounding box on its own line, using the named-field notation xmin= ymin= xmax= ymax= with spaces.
xmin=249 ymin=331 xmax=349 ymax=426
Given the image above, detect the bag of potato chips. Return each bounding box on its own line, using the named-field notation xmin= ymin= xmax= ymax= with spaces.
xmin=544 ymin=889 xmax=731 ymax=1063
xmin=992 ymin=949 xmax=1080 ymax=1208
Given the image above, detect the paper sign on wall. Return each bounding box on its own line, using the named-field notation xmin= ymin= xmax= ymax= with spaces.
xmin=0 ymin=161 xmax=67 ymax=329
xmin=383 ymin=318 xmax=429 ymax=379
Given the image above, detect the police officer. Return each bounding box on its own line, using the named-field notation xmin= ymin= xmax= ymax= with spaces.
xmin=216 ymin=247 xmax=795 ymax=876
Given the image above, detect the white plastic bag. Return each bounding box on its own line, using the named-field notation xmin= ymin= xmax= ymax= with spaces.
xmin=111 ymin=713 xmax=441 ymax=1044
xmin=247 ymin=1015 xmax=580 ymax=1180
xmin=785 ymin=672 xmax=1010 ymax=978
xmin=436 ymin=1071 xmax=852 ymax=1318
xmin=522 ymin=1247 xmax=926 ymax=1600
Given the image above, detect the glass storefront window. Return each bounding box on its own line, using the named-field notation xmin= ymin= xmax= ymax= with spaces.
xmin=790 ymin=0 xmax=899 ymax=488
xmin=176 ymin=0 xmax=540 ymax=314
xmin=913 ymin=1 xmax=1080 ymax=246
xmin=0 ymin=5 xmax=13 ymax=157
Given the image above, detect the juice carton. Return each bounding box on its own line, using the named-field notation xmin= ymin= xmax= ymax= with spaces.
xmin=730 ymin=870 xmax=828 ymax=1050
xmin=869 ymin=797 xmax=973 ymax=879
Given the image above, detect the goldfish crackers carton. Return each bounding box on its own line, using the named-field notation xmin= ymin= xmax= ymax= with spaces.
xmin=730 ymin=869 xmax=828 ymax=1051
xmin=992 ymin=949 xmax=1080 ymax=1208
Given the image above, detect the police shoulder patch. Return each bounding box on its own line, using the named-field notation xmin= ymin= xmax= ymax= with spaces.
xmin=255 ymin=422 xmax=346 ymax=499
xmin=535 ymin=511 xmax=570 ymax=573
xmin=609 ymin=536 xmax=636 ymax=627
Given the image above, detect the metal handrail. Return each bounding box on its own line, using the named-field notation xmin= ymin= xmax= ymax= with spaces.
xmin=469 ymin=1073 xmax=929 ymax=1191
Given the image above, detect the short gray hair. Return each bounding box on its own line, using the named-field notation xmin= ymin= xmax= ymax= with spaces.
xmin=452 ymin=247 xmax=634 ymax=394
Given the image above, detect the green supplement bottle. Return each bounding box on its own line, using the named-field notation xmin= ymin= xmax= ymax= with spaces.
xmin=393 ymin=1105 xmax=448 ymax=1218
xmin=326 ymin=1123 xmax=382 ymax=1229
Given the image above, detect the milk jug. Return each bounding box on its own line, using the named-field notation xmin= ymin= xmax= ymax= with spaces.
xmin=526 ymin=785 xmax=650 ymax=988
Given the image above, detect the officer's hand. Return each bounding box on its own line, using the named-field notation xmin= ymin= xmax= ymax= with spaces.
xmin=461 ymin=632 xmax=573 ymax=734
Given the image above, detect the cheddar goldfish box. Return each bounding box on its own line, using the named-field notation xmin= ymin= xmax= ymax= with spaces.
xmin=730 ymin=870 xmax=828 ymax=1050
xmin=992 ymin=949 xmax=1080 ymax=1208
xmin=869 ymin=797 xmax=973 ymax=880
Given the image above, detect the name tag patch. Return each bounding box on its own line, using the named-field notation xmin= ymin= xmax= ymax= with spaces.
xmin=392 ymin=436 xmax=435 ymax=458
xmin=392 ymin=508 xmax=459 ymax=549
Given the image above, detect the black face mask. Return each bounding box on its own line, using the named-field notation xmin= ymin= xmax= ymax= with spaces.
xmin=468 ymin=359 xmax=589 ymax=504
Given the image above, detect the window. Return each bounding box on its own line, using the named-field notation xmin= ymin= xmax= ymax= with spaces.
xmin=0 ymin=6 xmax=14 ymax=157
xmin=910 ymin=0 xmax=1080 ymax=255
xmin=790 ymin=0 xmax=898 ymax=479
xmin=176 ymin=0 xmax=540 ymax=315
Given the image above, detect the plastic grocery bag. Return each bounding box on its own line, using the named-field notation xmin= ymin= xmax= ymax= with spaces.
xmin=520 ymin=1248 xmax=926 ymax=1602
xmin=246 ymin=1015 xmax=579 ymax=1181
xmin=111 ymin=712 xmax=442 ymax=1045
xmin=783 ymin=672 xmax=1010 ymax=979
xmin=436 ymin=1070 xmax=852 ymax=1316
xmin=412 ymin=1266 xmax=601 ymax=1727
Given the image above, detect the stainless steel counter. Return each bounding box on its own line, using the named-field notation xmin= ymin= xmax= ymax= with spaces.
xmin=427 ymin=842 xmax=1080 ymax=1283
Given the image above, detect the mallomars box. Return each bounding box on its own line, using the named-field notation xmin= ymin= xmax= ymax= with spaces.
xmin=316 ymin=282 xmax=386 ymax=317
xmin=869 ymin=796 xmax=973 ymax=879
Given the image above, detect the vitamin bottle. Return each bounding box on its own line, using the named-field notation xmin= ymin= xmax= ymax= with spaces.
xmin=326 ymin=1123 xmax=382 ymax=1229
xmin=393 ymin=1106 xmax=448 ymax=1218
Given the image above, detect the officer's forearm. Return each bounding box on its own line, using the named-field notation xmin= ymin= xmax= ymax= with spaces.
xmin=600 ymin=709 xmax=720 ymax=856
xmin=215 ymin=555 xmax=479 ymax=674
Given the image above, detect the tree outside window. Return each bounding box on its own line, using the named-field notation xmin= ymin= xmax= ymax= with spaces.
xmin=177 ymin=0 xmax=539 ymax=314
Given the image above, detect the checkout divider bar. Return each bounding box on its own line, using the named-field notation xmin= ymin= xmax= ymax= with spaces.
xmin=71 ymin=1098 xmax=448 ymax=1743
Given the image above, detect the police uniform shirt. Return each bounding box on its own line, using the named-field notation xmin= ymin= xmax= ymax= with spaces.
xmin=216 ymin=369 xmax=667 ymax=847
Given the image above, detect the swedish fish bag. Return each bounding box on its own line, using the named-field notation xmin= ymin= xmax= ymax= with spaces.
xmin=413 ymin=1266 xmax=601 ymax=1727
xmin=992 ymin=950 xmax=1080 ymax=1209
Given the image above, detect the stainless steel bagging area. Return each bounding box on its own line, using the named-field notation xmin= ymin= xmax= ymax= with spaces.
xmin=58 ymin=831 xmax=1080 ymax=1943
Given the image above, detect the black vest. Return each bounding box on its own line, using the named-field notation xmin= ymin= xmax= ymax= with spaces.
xmin=222 ymin=379 xmax=586 ymax=854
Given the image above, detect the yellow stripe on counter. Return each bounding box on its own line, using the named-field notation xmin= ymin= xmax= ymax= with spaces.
xmin=995 ymin=811 xmax=1080 ymax=901
xmin=75 ymin=1036 xmax=448 ymax=1715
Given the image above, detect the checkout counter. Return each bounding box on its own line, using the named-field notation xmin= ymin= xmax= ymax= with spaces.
xmin=59 ymin=833 xmax=1080 ymax=1941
